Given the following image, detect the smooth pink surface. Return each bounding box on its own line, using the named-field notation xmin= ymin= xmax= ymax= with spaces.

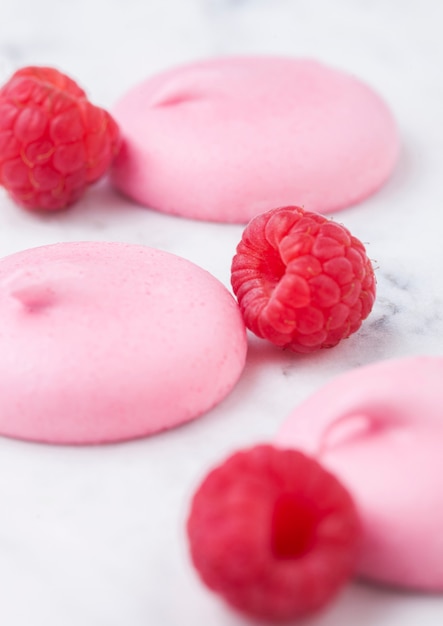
xmin=275 ymin=356 xmax=443 ymax=591
xmin=111 ymin=57 xmax=399 ymax=223
xmin=0 ymin=242 xmax=247 ymax=444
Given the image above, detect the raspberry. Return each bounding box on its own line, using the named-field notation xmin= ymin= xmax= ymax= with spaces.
xmin=187 ymin=445 xmax=360 ymax=622
xmin=231 ymin=206 xmax=376 ymax=353
xmin=0 ymin=66 xmax=120 ymax=211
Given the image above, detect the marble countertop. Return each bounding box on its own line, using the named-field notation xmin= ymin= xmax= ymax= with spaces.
xmin=1 ymin=1 xmax=443 ymax=624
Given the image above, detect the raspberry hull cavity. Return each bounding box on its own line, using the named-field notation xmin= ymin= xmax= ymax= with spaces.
xmin=0 ymin=66 xmax=120 ymax=211
xmin=187 ymin=445 xmax=361 ymax=622
xmin=0 ymin=242 xmax=247 ymax=444
xmin=111 ymin=57 xmax=398 ymax=222
xmin=231 ymin=206 xmax=376 ymax=353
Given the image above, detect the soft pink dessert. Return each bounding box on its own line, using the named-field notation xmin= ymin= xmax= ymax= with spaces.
xmin=275 ymin=356 xmax=443 ymax=591
xmin=0 ymin=242 xmax=247 ymax=444
xmin=111 ymin=57 xmax=399 ymax=223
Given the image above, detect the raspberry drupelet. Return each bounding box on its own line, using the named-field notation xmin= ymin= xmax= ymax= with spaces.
xmin=187 ymin=445 xmax=361 ymax=622
xmin=231 ymin=206 xmax=376 ymax=353
xmin=0 ymin=66 xmax=120 ymax=211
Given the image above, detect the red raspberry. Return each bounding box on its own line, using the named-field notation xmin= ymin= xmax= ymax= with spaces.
xmin=0 ymin=66 xmax=120 ymax=211
xmin=187 ymin=445 xmax=360 ymax=622
xmin=231 ymin=206 xmax=376 ymax=353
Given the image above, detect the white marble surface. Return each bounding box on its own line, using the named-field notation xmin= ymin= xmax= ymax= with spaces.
xmin=1 ymin=1 xmax=443 ymax=624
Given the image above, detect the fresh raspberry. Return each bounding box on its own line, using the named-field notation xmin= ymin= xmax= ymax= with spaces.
xmin=0 ymin=66 xmax=120 ymax=211
xmin=231 ymin=206 xmax=376 ymax=353
xmin=187 ymin=445 xmax=360 ymax=622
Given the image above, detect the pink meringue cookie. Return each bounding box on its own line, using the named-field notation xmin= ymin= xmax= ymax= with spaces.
xmin=111 ymin=57 xmax=399 ymax=223
xmin=275 ymin=356 xmax=443 ymax=591
xmin=0 ymin=242 xmax=247 ymax=444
